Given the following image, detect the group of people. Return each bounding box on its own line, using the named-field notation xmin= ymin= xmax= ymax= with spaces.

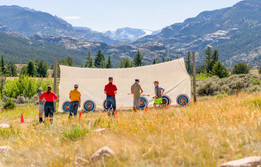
xmin=36 ymin=77 xmax=165 ymax=123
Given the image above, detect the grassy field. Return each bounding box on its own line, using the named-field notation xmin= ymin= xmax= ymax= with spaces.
xmin=0 ymin=92 xmax=261 ymax=167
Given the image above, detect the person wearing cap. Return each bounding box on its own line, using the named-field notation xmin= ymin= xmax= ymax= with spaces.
xmin=69 ymin=84 xmax=81 ymax=118
xmin=104 ymin=77 xmax=117 ymax=116
xmin=40 ymin=85 xmax=58 ymax=124
xmin=131 ymin=79 xmax=143 ymax=112
xmin=37 ymin=87 xmax=45 ymax=123
xmin=153 ymin=81 xmax=165 ymax=109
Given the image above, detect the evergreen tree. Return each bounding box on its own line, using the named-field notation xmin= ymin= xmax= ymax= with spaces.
xmin=259 ymin=67 xmax=261 ymax=74
xmin=66 ymin=57 xmax=75 ymax=66
xmin=162 ymin=57 xmax=166 ymax=62
xmin=185 ymin=51 xmax=192 ymax=74
xmin=133 ymin=50 xmax=144 ymax=67
xmin=205 ymin=46 xmax=213 ymax=73
xmin=37 ymin=60 xmax=48 ymax=78
xmin=27 ymin=61 xmax=36 ymax=77
xmin=94 ymin=49 xmax=105 ymax=68
xmin=211 ymin=61 xmax=229 ymax=78
xmin=0 ymin=55 xmax=6 ymax=75
xmin=176 ymin=55 xmax=179 ymax=59
xmin=106 ymin=56 xmax=112 ymax=68
xmin=212 ymin=49 xmax=219 ymax=65
xmin=6 ymin=62 xmax=17 ymax=77
xmin=85 ymin=51 xmax=94 ymax=68
xmin=20 ymin=66 xmax=28 ymax=76
xmin=123 ymin=58 xmax=132 ymax=68
xmin=232 ymin=62 xmax=250 ymax=74
xmin=152 ymin=59 xmax=157 ymax=64
xmin=166 ymin=58 xmax=172 ymax=61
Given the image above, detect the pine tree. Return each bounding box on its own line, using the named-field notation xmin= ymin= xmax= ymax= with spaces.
xmin=133 ymin=50 xmax=144 ymax=67
xmin=185 ymin=51 xmax=192 ymax=74
xmin=166 ymin=58 xmax=172 ymax=61
xmin=37 ymin=60 xmax=48 ymax=78
xmin=106 ymin=56 xmax=112 ymax=68
xmin=85 ymin=51 xmax=94 ymax=68
xmin=211 ymin=61 xmax=229 ymax=78
xmin=27 ymin=61 xmax=36 ymax=77
xmin=259 ymin=67 xmax=261 ymax=74
xmin=66 ymin=57 xmax=75 ymax=66
xmin=212 ymin=49 xmax=219 ymax=65
xmin=0 ymin=55 xmax=6 ymax=75
xmin=205 ymin=46 xmax=213 ymax=73
xmin=123 ymin=58 xmax=132 ymax=68
xmin=94 ymin=49 xmax=105 ymax=68
xmin=6 ymin=62 xmax=17 ymax=77
xmin=176 ymin=55 xmax=179 ymax=59
xmin=162 ymin=57 xmax=165 ymax=62
xmin=152 ymin=59 xmax=157 ymax=64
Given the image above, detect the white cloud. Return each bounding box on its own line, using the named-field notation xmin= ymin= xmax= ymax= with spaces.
xmin=63 ymin=16 xmax=81 ymax=20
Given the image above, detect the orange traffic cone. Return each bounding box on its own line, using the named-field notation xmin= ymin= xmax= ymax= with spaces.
xmin=168 ymin=104 xmax=171 ymax=110
xmin=21 ymin=113 xmax=24 ymax=123
xmin=144 ymin=106 xmax=148 ymax=113
xmin=115 ymin=110 xmax=118 ymax=117
xmin=79 ymin=111 xmax=82 ymax=119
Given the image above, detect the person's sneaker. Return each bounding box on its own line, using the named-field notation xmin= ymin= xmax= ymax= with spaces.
xmin=107 ymin=111 xmax=111 ymax=116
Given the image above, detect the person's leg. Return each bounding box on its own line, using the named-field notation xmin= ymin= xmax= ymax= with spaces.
xmin=69 ymin=102 xmax=75 ymax=118
xmin=111 ymin=97 xmax=116 ymax=116
xmin=49 ymin=103 xmax=54 ymax=124
xmin=44 ymin=104 xmax=49 ymax=123
xmin=39 ymin=104 xmax=44 ymax=123
xmin=106 ymin=96 xmax=112 ymax=116
xmin=73 ymin=101 xmax=79 ymax=116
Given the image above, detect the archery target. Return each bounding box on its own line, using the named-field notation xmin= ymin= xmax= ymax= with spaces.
xmin=103 ymin=100 xmax=113 ymax=111
xmin=139 ymin=97 xmax=148 ymax=109
xmin=83 ymin=100 xmax=96 ymax=112
xmin=162 ymin=95 xmax=171 ymax=106
xmin=62 ymin=101 xmax=71 ymax=112
xmin=177 ymin=94 xmax=190 ymax=106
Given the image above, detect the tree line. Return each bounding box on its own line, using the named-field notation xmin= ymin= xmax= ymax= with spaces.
xmin=184 ymin=46 xmax=256 ymax=78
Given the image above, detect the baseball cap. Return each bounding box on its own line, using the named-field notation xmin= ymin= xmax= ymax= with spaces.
xmin=153 ymin=81 xmax=159 ymax=84
xmin=74 ymin=84 xmax=79 ymax=88
xmin=38 ymin=87 xmax=43 ymax=91
xmin=135 ymin=78 xmax=140 ymax=81
xmin=108 ymin=77 xmax=113 ymax=80
xmin=47 ymin=85 xmax=52 ymax=89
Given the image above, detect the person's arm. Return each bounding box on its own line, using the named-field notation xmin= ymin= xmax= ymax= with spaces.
xmin=79 ymin=96 xmax=81 ymax=108
xmin=114 ymin=86 xmax=117 ymax=95
xmin=104 ymin=86 xmax=107 ymax=94
xmin=40 ymin=93 xmax=46 ymax=102
xmin=69 ymin=91 xmax=71 ymax=101
xmin=53 ymin=93 xmax=58 ymax=102
xmin=140 ymin=88 xmax=144 ymax=95
xmin=161 ymin=88 xmax=165 ymax=95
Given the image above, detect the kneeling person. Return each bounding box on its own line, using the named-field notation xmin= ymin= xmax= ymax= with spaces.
xmin=69 ymin=84 xmax=81 ymax=118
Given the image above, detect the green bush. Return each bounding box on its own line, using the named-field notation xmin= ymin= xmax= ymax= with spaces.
xmin=3 ymin=99 xmax=16 ymax=109
xmin=232 ymin=62 xmax=250 ymax=74
xmin=197 ymin=74 xmax=261 ymax=96
xmin=244 ymin=97 xmax=261 ymax=109
xmin=62 ymin=126 xmax=89 ymax=141
xmin=216 ymin=94 xmax=228 ymax=98
xmin=4 ymin=76 xmax=53 ymax=99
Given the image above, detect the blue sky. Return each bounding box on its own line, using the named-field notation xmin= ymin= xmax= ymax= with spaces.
xmin=0 ymin=0 xmax=242 ymax=32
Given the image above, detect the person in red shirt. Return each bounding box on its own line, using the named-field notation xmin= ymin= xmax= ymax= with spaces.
xmin=40 ymin=85 xmax=58 ymax=123
xmin=104 ymin=77 xmax=117 ymax=116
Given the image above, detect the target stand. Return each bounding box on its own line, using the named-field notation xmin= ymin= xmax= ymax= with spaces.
xmin=139 ymin=96 xmax=148 ymax=110
xmin=62 ymin=101 xmax=71 ymax=112
xmin=83 ymin=100 xmax=96 ymax=112
xmin=176 ymin=94 xmax=190 ymax=106
xmin=162 ymin=95 xmax=171 ymax=107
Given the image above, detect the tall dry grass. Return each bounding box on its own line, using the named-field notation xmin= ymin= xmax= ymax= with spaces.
xmin=0 ymin=92 xmax=261 ymax=167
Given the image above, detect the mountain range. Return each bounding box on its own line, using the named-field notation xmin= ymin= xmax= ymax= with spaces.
xmin=0 ymin=0 xmax=260 ymax=68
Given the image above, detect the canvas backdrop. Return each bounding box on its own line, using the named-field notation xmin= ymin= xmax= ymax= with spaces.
xmin=58 ymin=58 xmax=191 ymax=111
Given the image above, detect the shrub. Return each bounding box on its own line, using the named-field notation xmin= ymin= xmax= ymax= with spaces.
xmin=259 ymin=67 xmax=261 ymax=74
xmin=216 ymin=94 xmax=228 ymax=98
xmin=232 ymin=62 xmax=250 ymax=74
xmin=244 ymin=97 xmax=261 ymax=109
xmin=16 ymin=96 xmax=29 ymax=104
xmin=62 ymin=126 xmax=89 ymax=141
xmin=3 ymin=99 xmax=16 ymax=109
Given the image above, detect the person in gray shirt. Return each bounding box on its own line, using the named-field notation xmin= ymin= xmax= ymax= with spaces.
xmin=37 ymin=87 xmax=45 ymax=123
xmin=131 ymin=79 xmax=143 ymax=112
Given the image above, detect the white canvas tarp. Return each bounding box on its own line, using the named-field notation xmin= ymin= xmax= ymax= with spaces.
xmin=58 ymin=58 xmax=191 ymax=111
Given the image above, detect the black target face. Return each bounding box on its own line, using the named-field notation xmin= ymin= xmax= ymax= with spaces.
xmin=83 ymin=100 xmax=96 ymax=112
xmin=162 ymin=95 xmax=171 ymax=106
xmin=139 ymin=97 xmax=148 ymax=109
xmin=62 ymin=101 xmax=71 ymax=112
xmin=103 ymin=100 xmax=113 ymax=110
xmin=177 ymin=94 xmax=190 ymax=106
